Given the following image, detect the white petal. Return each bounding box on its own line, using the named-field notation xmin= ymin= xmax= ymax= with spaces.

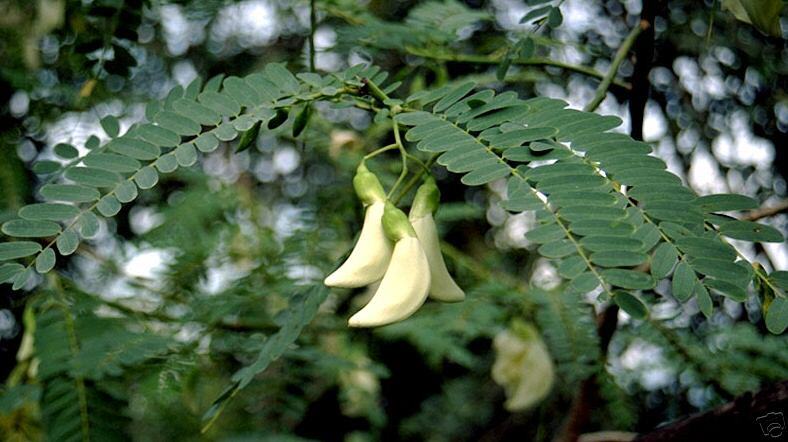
xmin=324 ymin=202 xmax=393 ymax=288
xmin=411 ymin=214 xmax=465 ymax=302
xmin=348 ymin=236 xmax=430 ymax=327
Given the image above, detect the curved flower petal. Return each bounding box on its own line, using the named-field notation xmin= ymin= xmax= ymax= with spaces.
xmin=348 ymin=236 xmax=430 ymax=327
xmin=410 ymin=213 xmax=465 ymax=302
xmin=324 ymin=201 xmax=392 ymax=288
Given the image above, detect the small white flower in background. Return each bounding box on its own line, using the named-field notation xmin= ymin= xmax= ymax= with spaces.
xmin=491 ymin=321 xmax=555 ymax=411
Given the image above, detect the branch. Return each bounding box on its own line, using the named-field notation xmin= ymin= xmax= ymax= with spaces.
xmin=322 ymin=5 xmax=630 ymax=91
xmin=404 ymin=48 xmax=631 ymax=91
xmin=635 ymin=380 xmax=788 ymax=441
xmin=742 ymin=199 xmax=788 ymax=221
xmin=308 ymin=0 xmax=317 ymax=72
xmin=584 ymin=22 xmax=646 ymax=112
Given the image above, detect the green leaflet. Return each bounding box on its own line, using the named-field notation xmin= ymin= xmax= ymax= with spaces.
xmin=114 ymin=181 xmax=138 ymax=203
xmin=765 ymin=297 xmax=787 ymax=334
xmin=687 ymin=258 xmax=752 ymax=285
xmin=173 ymin=98 xmax=222 ymax=126
xmin=579 ymin=236 xmax=643 ymax=252
xmin=601 ymin=269 xmax=655 ymax=290
xmin=558 ymin=255 xmax=586 ymax=279
xmin=56 ymin=231 xmax=79 ymax=256
xmin=590 ymin=251 xmax=648 ymax=267
xmin=175 ymin=143 xmax=198 ymax=167
xmin=138 ymin=124 xmax=181 ymax=147
xmin=0 ymin=263 xmax=24 ymax=283
xmin=83 ymin=153 xmax=141 ymax=173
xmin=538 ymin=239 xmax=576 ymax=259
xmin=672 ymin=261 xmax=697 ymax=302
xmin=54 ymin=143 xmax=78 ymax=159
xmin=0 ymin=242 xmax=42 ymax=260
xmin=525 ymin=223 xmax=565 ymax=244
xmin=719 ymin=220 xmax=784 ymax=243
xmin=100 ymin=115 xmax=120 ymax=137
xmin=705 ymin=278 xmax=747 ymax=301
xmin=134 ymin=166 xmax=159 ymax=189
xmin=35 ymin=248 xmax=56 ymax=273
xmin=97 ymin=195 xmax=122 ymax=217
xmin=65 ymin=167 xmax=121 ymax=188
xmin=223 ymin=76 xmax=260 ymax=107
xmin=650 ymin=243 xmax=678 ymax=280
xmin=107 ymin=138 xmax=160 ymax=161
xmin=199 ymin=91 xmax=241 ymax=117
xmin=19 ymin=203 xmax=80 ymax=221
xmin=695 ymin=193 xmax=758 ymax=212
xmin=155 ymin=111 xmax=201 ymax=136
xmin=613 ymin=291 xmax=648 ymax=319
xmin=2 ymin=219 xmax=61 ymax=238
xmin=39 ymin=184 xmax=100 ymax=203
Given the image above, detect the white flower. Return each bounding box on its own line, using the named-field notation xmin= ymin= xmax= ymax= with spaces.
xmin=324 ymin=201 xmax=392 ymax=288
xmin=491 ymin=324 xmax=555 ymax=411
xmin=324 ymin=164 xmax=392 ymax=288
xmin=348 ymin=204 xmax=431 ymax=327
xmin=409 ymin=178 xmax=464 ymax=302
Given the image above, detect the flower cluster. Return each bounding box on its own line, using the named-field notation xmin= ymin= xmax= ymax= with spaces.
xmin=324 ymin=164 xmax=464 ymax=327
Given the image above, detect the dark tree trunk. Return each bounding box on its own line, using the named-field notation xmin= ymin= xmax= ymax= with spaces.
xmin=636 ymin=380 xmax=788 ymax=442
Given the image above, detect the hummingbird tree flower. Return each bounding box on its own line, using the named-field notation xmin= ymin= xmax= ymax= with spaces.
xmin=324 ymin=163 xmax=393 ymax=288
xmin=348 ymin=203 xmax=431 ymax=327
xmin=409 ymin=177 xmax=465 ymax=302
xmin=491 ymin=321 xmax=555 ymax=411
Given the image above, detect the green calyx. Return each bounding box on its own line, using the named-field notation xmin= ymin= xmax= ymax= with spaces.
xmin=409 ymin=176 xmax=440 ymax=219
xmin=510 ymin=319 xmax=539 ymax=342
xmin=382 ymin=202 xmax=416 ymax=241
xmin=353 ymin=162 xmax=386 ymax=205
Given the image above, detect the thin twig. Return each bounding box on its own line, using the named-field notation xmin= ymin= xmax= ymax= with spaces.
xmin=584 ymin=22 xmax=646 ymax=112
xmin=391 ymin=155 xmax=436 ymax=205
xmin=406 ymin=48 xmax=631 ymax=91
xmin=741 ymin=199 xmax=788 ymax=221
xmin=309 ymin=0 xmax=317 ymax=72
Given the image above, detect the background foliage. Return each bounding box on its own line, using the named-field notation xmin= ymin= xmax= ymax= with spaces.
xmin=0 ymin=0 xmax=786 ymax=441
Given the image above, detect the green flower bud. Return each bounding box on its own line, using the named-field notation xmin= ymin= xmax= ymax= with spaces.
xmin=353 ymin=163 xmax=386 ymax=205
xmin=382 ymin=202 xmax=416 ymax=242
xmin=409 ymin=176 xmax=440 ymax=220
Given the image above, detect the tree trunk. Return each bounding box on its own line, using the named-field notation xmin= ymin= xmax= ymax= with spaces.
xmin=636 ymin=380 xmax=788 ymax=442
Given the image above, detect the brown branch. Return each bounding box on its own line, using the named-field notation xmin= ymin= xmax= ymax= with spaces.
xmin=579 ymin=431 xmax=637 ymax=442
xmin=554 ymin=305 xmax=620 ymax=442
xmin=635 ymin=380 xmax=788 ymax=441
xmin=742 ymin=199 xmax=788 ymax=221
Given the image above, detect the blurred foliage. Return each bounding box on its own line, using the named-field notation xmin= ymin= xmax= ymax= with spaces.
xmin=0 ymin=0 xmax=786 ymax=441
